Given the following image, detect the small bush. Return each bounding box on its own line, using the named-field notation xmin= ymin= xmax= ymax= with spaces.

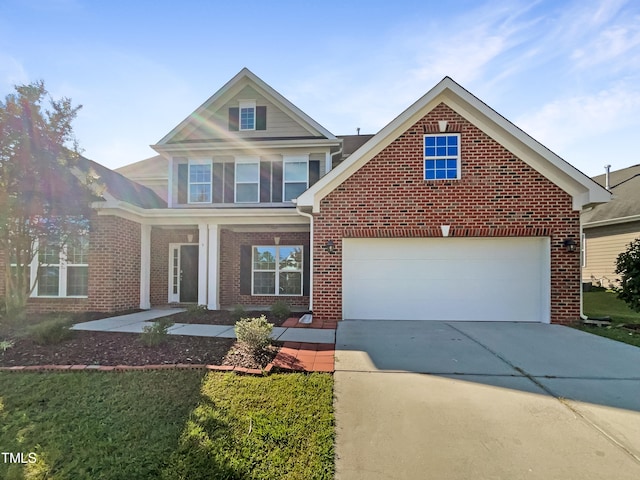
xmin=230 ymin=304 xmax=246 ymax=323
xmin=270 ymin=300 xmax=291 ymax=321
xmin=187 ymin=304 xmax=208 ymax=315
xmin=141 ymin=317 xmax=174 ymax=347
xmin=235 ymin=315 xmax=273 ymax=352
xmin=28 ymin=317 xmax=73 ymax=345
xmin=0 ymin=339 xmax=15 ymax=353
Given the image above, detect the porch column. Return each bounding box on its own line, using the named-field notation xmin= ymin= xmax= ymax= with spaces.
xmin=207 ymin=224 xmax=220 ymax=310
xmin=139 ymin=224 xmax=151 ymax=309
xmin=198 ymin=223 xmax=209 ymax=306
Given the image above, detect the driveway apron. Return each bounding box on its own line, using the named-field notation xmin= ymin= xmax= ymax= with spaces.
xmin=334 ymin=320 xmax=640 ymax=480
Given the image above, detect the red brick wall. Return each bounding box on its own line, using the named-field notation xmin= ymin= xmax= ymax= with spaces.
xmin=87 ymin=214 xmax=142 ymax=312
xmin=149 ymin=228 xmax=199 ymax=306
xmin=312 ymin=103 xmax=581 ymax=325
xmin=220 ymin=229 xmax=310 ymax=308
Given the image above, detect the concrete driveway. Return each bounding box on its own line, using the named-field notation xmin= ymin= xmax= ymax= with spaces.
xmin=334 ymin=321 xmax=640 ymax=479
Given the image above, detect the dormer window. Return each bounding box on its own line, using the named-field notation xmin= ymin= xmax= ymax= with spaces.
xmin=239 ymin=100 xmax=256 ymax=130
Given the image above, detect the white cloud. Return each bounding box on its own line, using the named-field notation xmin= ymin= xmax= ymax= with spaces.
xmin=0 ymin=53 xmax=29 ymax=91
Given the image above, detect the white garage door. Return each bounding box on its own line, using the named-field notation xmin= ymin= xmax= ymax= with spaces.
xmin=342 ymin=237 xmax=550 ymax=322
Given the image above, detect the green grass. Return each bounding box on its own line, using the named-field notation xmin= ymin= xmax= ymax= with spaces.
xmin=0 ymin=371 xmax=334 ymax=480
xmin=579 ymin=291 xmax=640 ymax=347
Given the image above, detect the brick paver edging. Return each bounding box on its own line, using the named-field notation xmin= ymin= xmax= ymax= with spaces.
xmin=0 ymin=363 xmax=273 ymax=376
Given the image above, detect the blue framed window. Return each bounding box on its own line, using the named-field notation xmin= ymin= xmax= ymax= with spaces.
xmin=424 ymin=134 xmax=460 ymax=180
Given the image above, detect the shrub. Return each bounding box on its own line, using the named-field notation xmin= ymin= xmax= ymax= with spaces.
xmin=615 ymin=238 xmax=640 ymax=312
xmin=270 ymin=300 xmax=291 ymax=321
xmin=141 ymin=317 xmax=174 ymax=347
xmin=28 ymin=317 xmax=73 ymax=345
xmin=234 ymin=316 xmax=273 ymax=352
xmin=187 ymin=304 xmax=208 ymax=316
xmin=230 ymin=304 xmax=246 ymax=323
xmin=0 ymin=339 xmax=15 ymax=353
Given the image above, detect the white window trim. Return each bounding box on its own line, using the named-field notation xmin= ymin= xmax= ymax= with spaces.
xmin=235 ymin=156 xmax=260 ymax=203
xmin=11 ymin=238 xmax=89 ymax=298
xmin=424 ymin=133 xmax=461 ymax=181
xmin=283 ymin=155 xmax=309 ymax=202
xmin=188 ymin=158 xmax=213 ymax=204
xmin=251 ymin=245 xmax=303 ymax=296
xmin=239 ymin=100 xmax=256 ymax=131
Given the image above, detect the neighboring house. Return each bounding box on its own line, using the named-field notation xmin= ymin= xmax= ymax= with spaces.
xmin=582 ymin=164 xmax=640 ymax=288
xmin=3 ymin=68 xmax=610 ymax=324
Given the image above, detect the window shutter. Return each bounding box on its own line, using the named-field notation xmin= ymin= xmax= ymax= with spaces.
xmin=212 ymin=163 xmax=224 ymax=203
xmin=260 ymin=161 xmax=271 ymax=202
xmin=177 ymin=163 xmax=188 ymax=204
xmin=228 ymin=107 xmax=239 ymax=131
xmin=309 ymin=160 xmax=320 ymax=186
xmin=223 ymin=162 xmax=235 ymax=203
xmin=256 ymin=106 xmax=267 ymax=130
xmin=271 ymin=160 xmax=283 ymax=202
xmin=240 ymin=245 xmax=252 ymax=295
xmin=303 ymin=245 xmax=310 ymax=297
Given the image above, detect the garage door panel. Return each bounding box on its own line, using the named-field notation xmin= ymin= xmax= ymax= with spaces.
xmin=342 ymin=237 xmax=550 ymax=322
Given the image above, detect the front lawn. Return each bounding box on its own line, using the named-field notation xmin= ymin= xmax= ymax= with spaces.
xmin=579 ymin=291 xmax=640 ymax=347
xmin=0 ymin=371 xmax=334 ymax=479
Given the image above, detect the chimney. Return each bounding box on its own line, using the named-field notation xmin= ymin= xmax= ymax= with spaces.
xmin=604 ymin=165 xmax=611 ymax=190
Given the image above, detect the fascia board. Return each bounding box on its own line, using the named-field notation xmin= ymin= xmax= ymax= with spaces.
xmin=93 ymin=201 xmax=310 ymax=226
xmin=298 ymin=77 xmax=610 ymax=212
xmin=582 ymin=214 xmax=640 ymax=229
xmin=153 ymin=138 xmax=341 ymax=155
xmin=155 ymin=68 xmax=338 ymax=147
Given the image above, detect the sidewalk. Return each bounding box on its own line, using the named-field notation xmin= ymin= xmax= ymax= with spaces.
xmin=71 ymin=308 xmax=336 ymax=372
xmin=72 ymin=308 xmax=335 ymax=344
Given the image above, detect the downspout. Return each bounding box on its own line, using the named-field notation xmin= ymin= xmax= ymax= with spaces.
xmin=329 ymin=146 xmax=343 ymax=172
xmin=580 ymin=222 xmax=587 ymax=321
xmin=295 ymin=204 xmax=314 ymax=311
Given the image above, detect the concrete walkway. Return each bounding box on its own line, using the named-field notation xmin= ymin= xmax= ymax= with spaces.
xmin=71 ymin=308 xmax=335 ymax=344
xmin=334 ymin=320 xmax=640 ymax=480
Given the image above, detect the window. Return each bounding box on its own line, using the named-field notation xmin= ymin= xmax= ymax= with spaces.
xmin=283 ymin=156 xmax=308 ymax=201
xmin=252 ymin=246 xmax=303 ymax=295
xmin=424 ymin=134 xmax=460 ymax=180
xmin=239 ymin=100 xmax=256 ymax=131
xmin=235 ymin=157 xmax=260 ymax=203
xmin=188 ymin=159 xmax=212 ymax=203
xmin=11 ymin=236 xmax=89 ymax=297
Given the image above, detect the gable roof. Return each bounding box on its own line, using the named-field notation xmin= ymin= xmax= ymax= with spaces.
xmin=296 ymin=77 xmax=610 ymax=212
xmin=77 ymin=156 xmax=166 ymax=208
xmin=153 ymin=68 xmax=339 ymax=150
xmin=582 ymin=163 xmax=640 ymax=226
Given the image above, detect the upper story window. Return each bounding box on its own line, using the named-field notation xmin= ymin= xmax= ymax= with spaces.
xmin=235 ymin=156 xmax=260 ymax=203
xmin=283 ymin=155 xmax=309 ymax=201
xmin=229 ymin=102 xmax=267 ymax=131
xmin=424 ymin=134 xmax=460 ymax=180
xmin=239 ymin=100 xmax=256 ymax=130
xmin=188 ymin=159 xmax=212 ymax=203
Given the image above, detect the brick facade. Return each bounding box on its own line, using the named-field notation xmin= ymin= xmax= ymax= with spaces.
xmin=312 ymin=103 xmax=581 ymax=325
xmin=219 ymin=229 xmax=310 ymax=308
xmin=87 ymin=214 xmax=142 ymax=312
xmin=149 ymin=227 xmax=199 ymax=306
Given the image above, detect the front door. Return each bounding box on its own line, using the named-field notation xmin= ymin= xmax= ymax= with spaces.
xmin=180 ymin=245 xmax=199 ymax=303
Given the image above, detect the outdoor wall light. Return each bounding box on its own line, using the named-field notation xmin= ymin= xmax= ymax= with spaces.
xmin=324 ymin=240 xmax=337 ymax=254
xmin=563 ymin=238 xmax=577 ymax=252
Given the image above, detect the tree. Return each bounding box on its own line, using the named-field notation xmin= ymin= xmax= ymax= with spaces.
xmin=615 ymin=238 xmax=640 ymax=313
xmin=0 ymin=81 xmax=96 ymax=317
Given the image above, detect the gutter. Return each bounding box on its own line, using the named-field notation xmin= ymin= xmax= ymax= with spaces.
xmin=582 ymin=213 xmax=640 ymax=229
xmin=295 ymin=203 xmax=314 ymax=311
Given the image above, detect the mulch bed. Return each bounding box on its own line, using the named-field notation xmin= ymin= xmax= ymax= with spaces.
xmin=0 ymin=309 xmax=298 ymax=370
xmin=172 ymin=309 xmax=304 ymax=327
xmin=0 ymin=332 xmax=237 ymax=368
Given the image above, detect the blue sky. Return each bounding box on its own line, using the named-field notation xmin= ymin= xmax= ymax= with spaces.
xmin=1 ymin=0 xmax=639 ymax=176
